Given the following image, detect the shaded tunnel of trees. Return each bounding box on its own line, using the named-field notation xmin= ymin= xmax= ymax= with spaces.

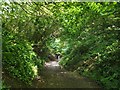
xmin=1 ymin=2 xmax=120 ymax=89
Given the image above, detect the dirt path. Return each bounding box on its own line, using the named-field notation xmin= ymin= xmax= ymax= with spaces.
xmin=34 ymin=61 xmax=101 ymax=88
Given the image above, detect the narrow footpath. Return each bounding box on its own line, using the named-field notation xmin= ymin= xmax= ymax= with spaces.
xmin=33 ymin=61 xmax=101 ymax=88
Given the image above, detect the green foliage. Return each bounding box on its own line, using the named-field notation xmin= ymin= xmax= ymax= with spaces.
xmin=58 ymin=2 xmax=120 ymax=89
xmin=2 ymin=30 xmax=44 ymax=84
xmin=2 ymin=2 xmax=55 ymax=85
xmin=1 ymin=81 xmax=10 ymax=90
xmin=2 ymin=2 xmax=120 ymax=89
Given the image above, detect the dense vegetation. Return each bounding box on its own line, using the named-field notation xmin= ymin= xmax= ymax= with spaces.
xmin=58 ymin=3 xmax=120 ymax=89
xmin=1 ymin=2 xmax=120 ymax=89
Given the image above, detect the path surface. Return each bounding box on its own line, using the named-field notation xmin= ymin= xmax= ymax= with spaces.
xmin=33 ymin=61 xmax=101 ymax=88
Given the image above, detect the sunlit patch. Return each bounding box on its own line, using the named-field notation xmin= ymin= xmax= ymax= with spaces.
xmin=31 ymin=65 xmax=38 ymax=76
xmin=45 ymin=61 xmax=59 ymax=67
xmin=60 ymin=72 xmax=67 ymax=74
